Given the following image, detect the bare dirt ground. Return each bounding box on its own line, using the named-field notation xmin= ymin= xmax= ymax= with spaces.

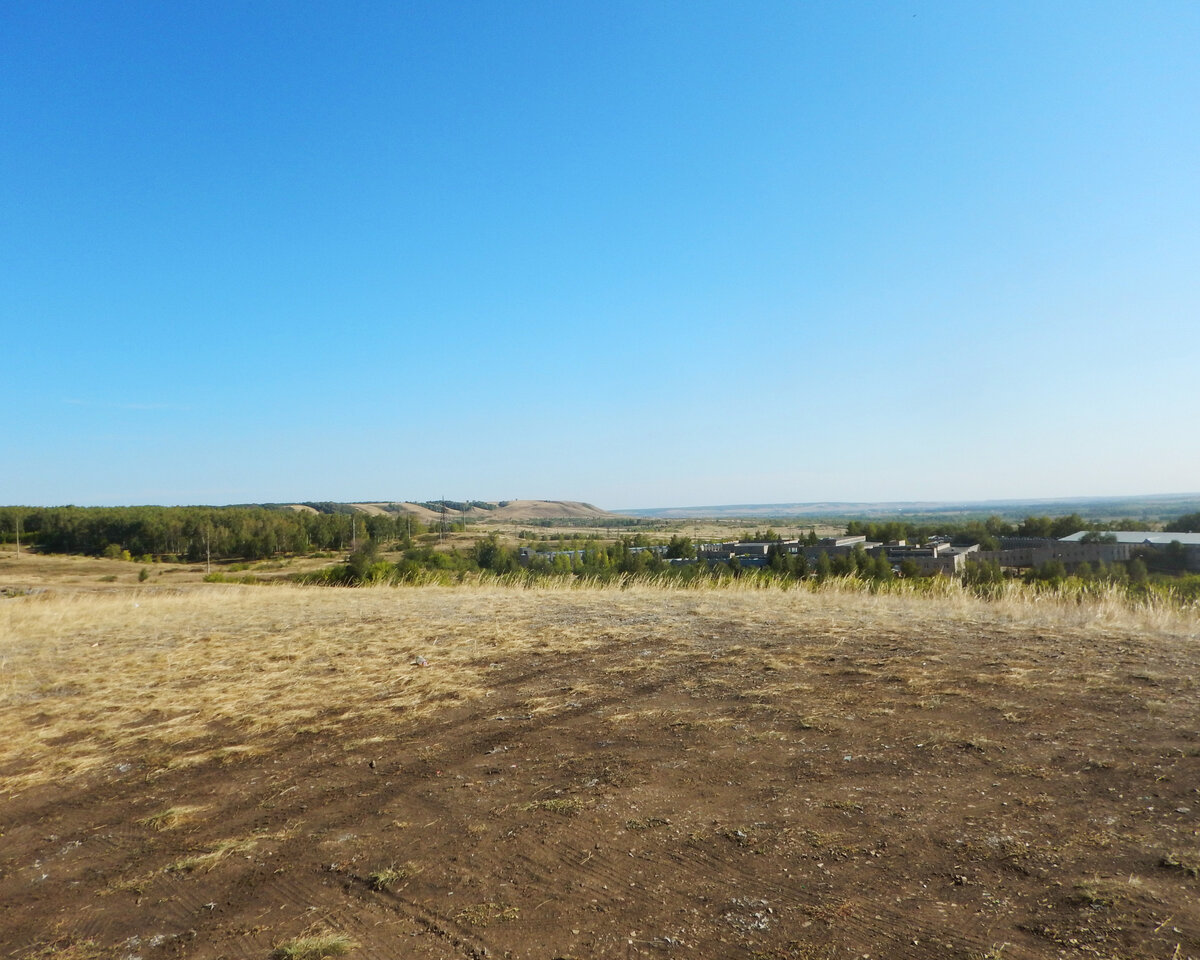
xmin=2 ymin=578 xmax=1198 ymax=960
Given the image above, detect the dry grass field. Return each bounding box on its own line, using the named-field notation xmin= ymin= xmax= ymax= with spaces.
xmin=2 ymin=574 xmax=1198 ymax=960
xmin=0 ymin=551 xmax=340 ymax=592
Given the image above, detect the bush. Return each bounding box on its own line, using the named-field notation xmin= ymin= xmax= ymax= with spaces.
xmin=203 ymin=572 xmax=259 ymax=584
xmin=1025 ymin=560 xmax=1066 ymax=586
xmin=347 ymin=540 xmax=388 ymax=582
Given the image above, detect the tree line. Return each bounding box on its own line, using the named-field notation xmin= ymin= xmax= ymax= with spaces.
xmin=297 ymin=532 xmax=1200 ymax=611
xmin=301 ymin=534 xmax=897 ymax=587
xmin=845 ymin=513 xmax=1199 ymax=551
xmin=4 ymin=504 xmax=1197 ymax=570
xmin=0 ymin=505 xmax=436 ymax=562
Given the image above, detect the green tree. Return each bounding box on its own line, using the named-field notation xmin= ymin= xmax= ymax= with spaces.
xmin=956 ymin=523 xmax=999 ymax=551
xmin=347 ymin=539 xmax=385 ymax=582
xmin=1165 ymin=512 xmax=1200 ymax=533
xmin=474 ymin=533 xmax=517 ymax=573
xmin=963 ymin=558 xmax=1002 ymax=587
xmin=1142 ymin=541 xmax=1188 ymax=574
xmin=1050 ymin=514 xmax=1087 ymax=539
xmin=1127 ymin=557 xmax=1149 ymax=583
xmin=1026 ymin=559 xmax=1066 ymax=586
xmin=1017 ymin=516 xmax=1054 ymax=538
xmin=984 ymin=515 xmax=1014 ymax=537
xmin=665 ymin=534 xmax=696 ymax=559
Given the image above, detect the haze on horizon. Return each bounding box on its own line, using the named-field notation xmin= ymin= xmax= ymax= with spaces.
xmin=3 ymin=2 xmax=1198 ymax=509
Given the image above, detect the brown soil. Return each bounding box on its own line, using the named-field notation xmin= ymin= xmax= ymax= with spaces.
xmin=2 ymin=586 xmax=1198 ymax=960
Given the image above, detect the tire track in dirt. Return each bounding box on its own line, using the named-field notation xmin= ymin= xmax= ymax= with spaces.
xmin=144 ymin=651 xmax=648 ymax=958
xmin=332 ymin=872 xmax=501 ymax=960
xmin=355 ymin=648 xmax=996 ymax=958
xmin=598 ymin=667 xmax=1032 ymax=957
xmin=7 ymin=612 xmax=1200 ymax=959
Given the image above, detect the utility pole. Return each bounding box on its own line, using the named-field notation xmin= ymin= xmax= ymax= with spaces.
xmin=204 ymin=526 xmax=211 ymax=575
xmin=14 ymin=515 xmax=20 ymax=556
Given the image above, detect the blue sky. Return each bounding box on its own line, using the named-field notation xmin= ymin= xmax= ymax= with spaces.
xmin=3 ymin=1 xmax=1198 ymax=509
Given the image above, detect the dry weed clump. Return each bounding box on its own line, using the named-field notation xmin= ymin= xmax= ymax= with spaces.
xmin=366 ymin=861 xmax=419 ymax=890
xmin=526 ymin=796 xmax=586 ymax=815
xmin=272 ymin=931 xmax=357 ymax=960
xmin=136 ymin=804 xmax=204 ymax=831
xmin=0 ymin=580 xmax=1195 ymax=797
xmin=165 ymin=836 xmax=257 ymax=874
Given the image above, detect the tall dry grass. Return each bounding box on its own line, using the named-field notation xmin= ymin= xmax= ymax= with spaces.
xmin=473 ymin=568 xmax=1197 ymax=634
xmin=1 ymin=580 xmax=1194 ymax=797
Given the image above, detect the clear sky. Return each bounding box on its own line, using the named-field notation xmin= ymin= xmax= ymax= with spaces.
xmin=3 ymin=1 xmax=1198 ymax=509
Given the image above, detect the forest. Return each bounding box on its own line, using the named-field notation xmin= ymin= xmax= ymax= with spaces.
xmin=0 ymin=504 xmax=430 ymax=562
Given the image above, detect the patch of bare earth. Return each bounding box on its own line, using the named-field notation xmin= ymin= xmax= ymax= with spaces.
xmin=1 ymin=584 xmax=1198 ymax=960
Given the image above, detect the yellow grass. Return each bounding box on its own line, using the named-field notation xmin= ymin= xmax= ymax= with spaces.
xmin=272 ymin=931 xmax=357 ymax=960
xmin=137 ymin=804 xmax=205 ymax=830
xmin=165 ymin=836 xmax=257 ymax=873
xmin=1 ymin=580 xmax=1195 ymax=797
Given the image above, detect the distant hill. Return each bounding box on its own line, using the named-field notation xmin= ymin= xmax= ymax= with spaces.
xmin=623 ymin=493 xmax=1200 ymax=524
xmin=275 ymin=500 xmax=619 ymax=522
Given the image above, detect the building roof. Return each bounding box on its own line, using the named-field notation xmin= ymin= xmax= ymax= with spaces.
xmin=1060 ymin=530 xmax=1200 ymax=546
